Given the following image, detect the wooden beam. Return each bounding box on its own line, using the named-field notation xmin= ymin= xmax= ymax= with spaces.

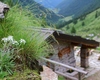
xmin=80 ymin=47 xmax=89 ymax=68
xmin=40 ymin=57 xmax=87 ymax=74
xmin=55 ymin=71 xmax=78 ymax=80
xmin=53 ymin=32 xmax=99 ymax=48
xmin=56 ymin=38 xmax=98 ymax=48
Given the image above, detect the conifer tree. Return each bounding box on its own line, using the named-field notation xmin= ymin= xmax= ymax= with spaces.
xmin=71 ymin=26 xmax=76 ymax=33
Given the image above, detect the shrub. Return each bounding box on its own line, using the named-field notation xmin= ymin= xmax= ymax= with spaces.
xmin=95 ymin=11 xmax=98 ymax=18
xmin=82 ymin=22 xmax=85 ymax=26
xmin=73 ymin=19 xmax=77 ymax=24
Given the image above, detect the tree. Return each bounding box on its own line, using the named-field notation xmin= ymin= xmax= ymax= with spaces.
xmin=71 ymin=26 xmax=76 ymax=33
xmin=82 ymin=22 xmax=85 ymax=26
xmin=41 ymin=14 xmax=48 ymax=27
xmin=73 ymin=19 xmax=77 ymax=24
xmin=95 ymin=11 xmax=100 ymax=18
xmin=95 ymin=11 xmax=98 ymax=18
xmin=66 ymin=25 xmax=70 ymax=30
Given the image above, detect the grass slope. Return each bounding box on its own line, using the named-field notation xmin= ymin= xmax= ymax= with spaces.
xmin=62 ymin=8 xmax=100 ymax=38
xmin=20 ymin=0 xmax=62 ymax=24
xmin=0 ymin=1 xmax=54 ymax=79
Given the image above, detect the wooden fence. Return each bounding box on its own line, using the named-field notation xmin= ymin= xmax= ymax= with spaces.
xmin=40 ymin=57 xmax=87 ymax=80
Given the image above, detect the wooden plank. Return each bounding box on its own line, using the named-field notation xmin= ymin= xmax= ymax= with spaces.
xmin=55 ymin=71 xmax=78 ymax=80
xmin=40 ymin=57 xmax=87 ymax=74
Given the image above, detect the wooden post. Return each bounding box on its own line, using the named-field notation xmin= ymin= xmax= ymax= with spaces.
xmin=80 ymin=46 xmax=89 ymax=68
xmin=78 ymin=72 xmax=81 ymax=80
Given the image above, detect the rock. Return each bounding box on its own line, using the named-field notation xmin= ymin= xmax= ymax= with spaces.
xmin=0 ymin=1 xmax=9 ymax=18
xmin=40 ymin=65 xmax=58 ymax=80
xmin=98 ymin=56 xmax=100 ymax=60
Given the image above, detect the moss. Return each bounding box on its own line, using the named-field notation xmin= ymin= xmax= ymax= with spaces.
xmin=4 ymin=69 xmax=41 ymax=80
xmin=58 ymin=76 xmax=65 ymax=80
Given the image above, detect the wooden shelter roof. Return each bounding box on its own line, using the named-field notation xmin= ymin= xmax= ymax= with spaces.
xmin=53 ymin=31 xmax=99 ymax=48
xmin=31 ymin=28 xmax=99 ymax=48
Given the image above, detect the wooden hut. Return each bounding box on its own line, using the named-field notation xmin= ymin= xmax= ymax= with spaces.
xmin=52 ymin=30 xmax=99 ymax=68
xmin=34 ymin=28 xmax=99 ymax=73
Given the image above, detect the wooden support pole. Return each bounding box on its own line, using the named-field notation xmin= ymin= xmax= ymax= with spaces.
xmin=80 ymin=46 xmax=89 ymax=68
xmin=78 ymin=72 xmax=81 ymax=80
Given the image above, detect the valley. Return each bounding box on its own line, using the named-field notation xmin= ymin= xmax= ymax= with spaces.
xmin=1 ymin=0 xmax=100 ymax=80
xmin=19 ymin=0 xmax=100 ymax=40
xmin=62 ymin=8 xmax=100 ymax=38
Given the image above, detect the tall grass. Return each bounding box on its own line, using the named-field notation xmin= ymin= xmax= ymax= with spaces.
xmin=0 ymin=1 xmax=53 ymax=70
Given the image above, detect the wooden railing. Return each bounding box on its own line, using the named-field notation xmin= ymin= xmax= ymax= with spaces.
xmin=40 ymin=57 xmax=88 ymax=80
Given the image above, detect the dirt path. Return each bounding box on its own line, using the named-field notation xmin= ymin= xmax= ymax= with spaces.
xmin=75 ymin=50 xmax=100 ymax=80
xmin=83 ymin=70 xmax=100 ymax=80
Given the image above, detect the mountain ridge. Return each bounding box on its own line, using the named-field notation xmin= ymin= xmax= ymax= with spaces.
xmin=62 ymin=7 xmax=100 ymax=38
xmin=57 ymin=0 xmax=100 ymax=19
xmin=19 ymin=0 xmax=62 ymax=24
xmin=35 ymin=0 xmax=63 ymax=9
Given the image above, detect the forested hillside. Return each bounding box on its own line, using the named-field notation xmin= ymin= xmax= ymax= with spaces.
xmin=56 ymin=0 xmax=74 ymax=11
xmin=20 ymin=0 xmax=63 ymax=24
xmin=57 ymin=0 xmax=100 ymax=19
xmin=62 ymin=8 xmax=100 ymax=38
xmin=35 ymin=0 xmax=63 ymax=9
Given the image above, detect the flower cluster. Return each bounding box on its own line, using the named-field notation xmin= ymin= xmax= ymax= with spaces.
xmin=2 ymin=36 xmax=13 ymax=43
xmin=20 ymin=39 xmax=26 ymax=44
xmin=1 ymin=35 xmax=26 ymax=53
xmin=1 ymin=36 xmax=26 ymax=69
xmin=0 ymin=36 xmax=26 ymax=77
xmin=1 ymin=35 xmax=26 ymax=45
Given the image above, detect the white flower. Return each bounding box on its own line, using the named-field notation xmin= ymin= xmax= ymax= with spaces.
xmin=7 ymin=36 xmax=13 ymax=42
xmin=12 ymin=41 xmax=19 ymax=45
xmin=1 ymin=37 xmax=8 ymax=42
xmin=20 ymin=39 xmax=26 ymax=44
